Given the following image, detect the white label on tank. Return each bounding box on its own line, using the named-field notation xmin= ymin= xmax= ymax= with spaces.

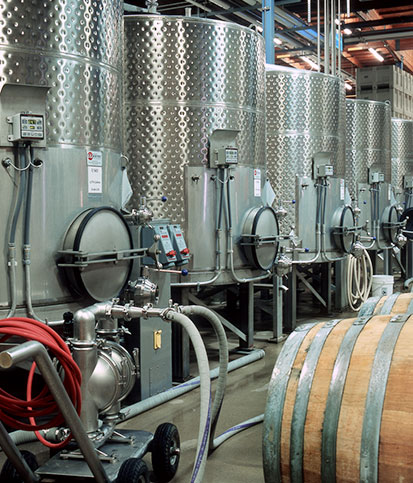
xmin=87 ymin=150 xmax=103 ymax=167
xmin=254 ymin=169 xmax=261 ymax=197
xmin=88 ymin=166 xmax=102 ymax=193
xmin=388 ymin=185 xmax=391 ymax=201
xmin=340 ymin=179 xmax=345 ymax=200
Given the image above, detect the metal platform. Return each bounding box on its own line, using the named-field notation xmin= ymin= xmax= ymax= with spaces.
xmin=36 ymin=430 xmax=153 ymax=481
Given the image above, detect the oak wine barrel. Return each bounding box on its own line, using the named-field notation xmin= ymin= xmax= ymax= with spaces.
xmin=359 ymin=292 xmax=413 ymax=316
xmin=263 ymin=314 xmax=413 ymax=483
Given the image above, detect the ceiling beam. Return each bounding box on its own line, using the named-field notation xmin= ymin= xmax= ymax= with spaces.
xmin=345 ymin=27 xmax=413 ymax=44
xmin=350 ymin=0 xmax=413 ymax=11
xmin=344 ymin=16 xmax=413 ymax=29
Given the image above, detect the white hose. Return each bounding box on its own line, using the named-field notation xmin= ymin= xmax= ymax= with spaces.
xmin=347 ymin=248 xmax=373 ymax=311
xmin=179 ymin=305 xmax=228 ymax=454
xmin=212 ymin=414 xmax=264 ymax=448
xmin=180 ymin=306 xmax=265 ymax=453
xmin=162 ymin=310 xmax=211 ymax=483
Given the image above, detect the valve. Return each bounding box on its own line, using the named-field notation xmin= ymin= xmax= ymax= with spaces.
xmin=166 ymin=250 xmax=177 ymax=258
xmin=396 ymin=233 xmax=407 ymax=249
xmin=275 ymin=254 xmax=292 ymax=277
xmin=180 ymin=248 xmax=190 ymax=255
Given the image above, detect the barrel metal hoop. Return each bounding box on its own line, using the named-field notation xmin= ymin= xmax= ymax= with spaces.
xmin=406 ymin=297 xmax=413 ymax=315
xmin=321 ymin=315 xmax=373 ymax=483
xmin=359 ymin=314 xmax=409 ymax=482
xmin=379 ymin=292 xmax=400 ymax=315
xmin=359 ymin=296 xmax=381 ymax=316
xmin=263 ymin=322 xmax=319 ymax=483
xmin=290 ymin=319 xmax=342 ymax=483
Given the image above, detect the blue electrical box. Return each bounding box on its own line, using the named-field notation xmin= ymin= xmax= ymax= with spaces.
xmin=168 ymin=224 xmax=190 ymax=266
xmin=141 ymin=223 xmax=178 ymax=268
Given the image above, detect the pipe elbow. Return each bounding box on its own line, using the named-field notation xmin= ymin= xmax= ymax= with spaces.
xmin=73 ymin=309 xmax=96 ymax=341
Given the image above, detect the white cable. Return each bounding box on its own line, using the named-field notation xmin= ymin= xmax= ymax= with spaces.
xmin=347 ymin=248 xmax=373 ymax=311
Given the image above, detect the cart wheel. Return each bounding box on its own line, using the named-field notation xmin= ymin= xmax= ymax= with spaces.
xmin=0 ymin=450 xmax=39 ymax=483
xmin=151 ymin=423 xmax=180 ymax=482
xmin=116 ymin=458 xmax=149 ymax=483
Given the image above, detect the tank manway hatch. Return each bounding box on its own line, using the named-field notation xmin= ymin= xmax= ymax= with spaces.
xmin=59 ymin=207 xmax=133 ymax=301
xmin=241 ymin=206 xmax=279 ymax=270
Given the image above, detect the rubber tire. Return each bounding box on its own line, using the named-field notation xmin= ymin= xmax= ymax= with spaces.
xmin=116 ymin=458 xmax=149 ymax=483
xmin=0 ymin=450 xmax=39 ymax=483
xmin=151 ymin=423 xmax=180 ymax=483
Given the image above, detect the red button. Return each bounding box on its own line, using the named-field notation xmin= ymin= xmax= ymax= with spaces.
xmin=181 ymin=248 xmax=190 ymax=255
xmin=166 ymin=250 xmax=176 ymax=257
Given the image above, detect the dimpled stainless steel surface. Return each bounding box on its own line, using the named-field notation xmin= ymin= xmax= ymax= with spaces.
xmin=345 ymin=99 xmax=391 ymax=200
xmin=0 ymin=0 xmax=124 ymax=311
xmin=391 ymin=118 xmax=413 ymax=189
xmin=265 ymin=65 xmax=346 ymax=233
xmin=123 ymin=15 xmax=266 ymax=222
xmin=0 ymin=0 xmax=123 ymax=149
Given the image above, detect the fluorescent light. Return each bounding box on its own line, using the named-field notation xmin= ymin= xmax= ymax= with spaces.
xmin=300 ymin=56 xmax=320 ymax=71
xmin=343 ymin=28 xmax=352 ymax=35
xmin=274 ymin=37 xmax=282 ymax=45
xmin=345 ymin=82 xmax=353 ymax=90
xmin=368 ymin=47 xmax=384 ymax=62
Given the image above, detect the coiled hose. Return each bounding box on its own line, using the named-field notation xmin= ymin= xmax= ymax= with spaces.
xmin=0 ymin=318 xmax=82 ymax=449
xmin=347 ymin=248 xmax=373 ymax=311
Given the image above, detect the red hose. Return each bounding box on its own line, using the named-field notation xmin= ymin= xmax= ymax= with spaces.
xmin=0 ymin=317 xmax=82 ymax=448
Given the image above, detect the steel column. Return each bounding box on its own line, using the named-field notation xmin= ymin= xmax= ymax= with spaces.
xmin=262 ymin=0 xmax=275 ymax=64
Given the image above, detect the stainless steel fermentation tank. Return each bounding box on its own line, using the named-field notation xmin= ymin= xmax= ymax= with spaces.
xmin=265 ymin=65 xmax=354 ymax=263
xmin=391 ymin=118 xmax=413 ymax=208
xmin=391 ymin=119 xmax=413 ymax=272
xmin=0 ymin=0 xmax=132 ymax=318
xmin=123 ymin=15 xmax=279 ymax=285
xmin=345 ymin=100 xmax=400 ymax=249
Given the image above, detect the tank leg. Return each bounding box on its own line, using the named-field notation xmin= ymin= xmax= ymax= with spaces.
xmin=403 ymin=241 xmax=413 ymax=280
xmin=383 ymin=250 xmax=392 ymax=275
xmin=320 ymin=263 xmax=332 ymax=315
xmin=334 ymin=259 xmax=348 ymax=311
xmin=271 ymin=275 xmax=284 ymax=341
xmin=283 ymin=266 xmax=297 ymax=333
xmin=239 ymin=282 xmax=254 ymax=348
